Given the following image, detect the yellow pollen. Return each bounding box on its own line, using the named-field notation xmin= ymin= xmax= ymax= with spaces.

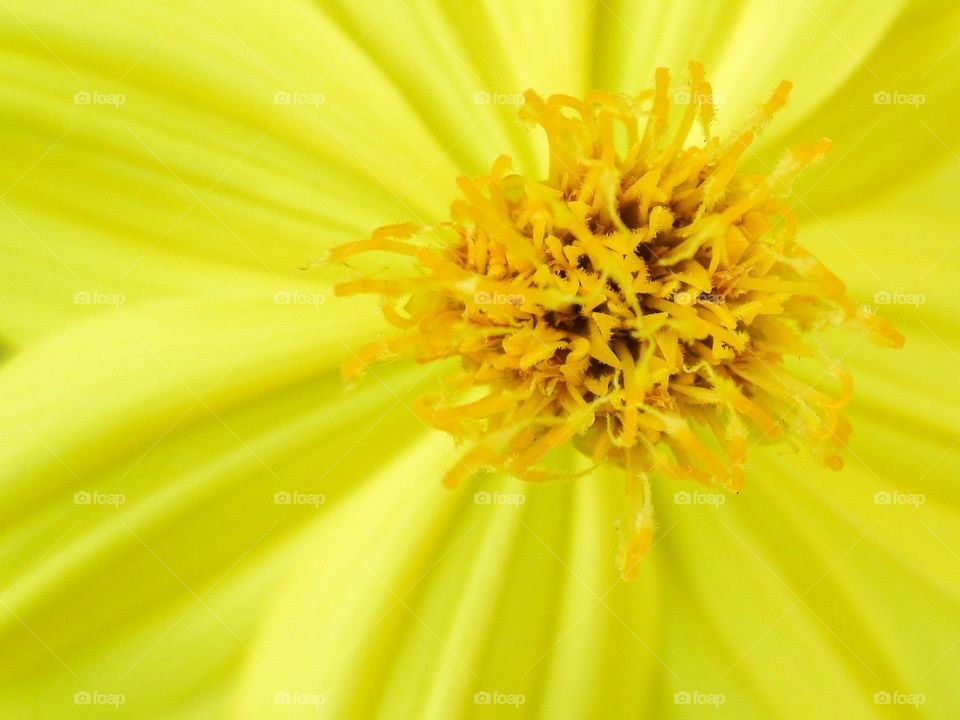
xmin=331 ymin=62 xmax=903 ymax=580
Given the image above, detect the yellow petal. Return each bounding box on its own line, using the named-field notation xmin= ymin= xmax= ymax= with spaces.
xmin=0 ymin=0 xmax=465 ymax=345
xmin=593 ymin=0 xmax=906 ymax=124
xmin=758 ymin=0 xmax=960 ymax=209
xmin=0 ymin=294 xmax=439 ymax=717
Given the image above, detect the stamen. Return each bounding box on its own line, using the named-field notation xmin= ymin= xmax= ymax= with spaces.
xmin=331 ymin=63 xmax=903 ymax=579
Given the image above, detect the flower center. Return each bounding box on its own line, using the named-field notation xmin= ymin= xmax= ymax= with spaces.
xmin=331 ymin=62 xmax=902 ymax=580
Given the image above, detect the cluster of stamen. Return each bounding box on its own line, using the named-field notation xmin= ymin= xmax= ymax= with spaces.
xmin=331 ymin=63 xmax=902 ymax=579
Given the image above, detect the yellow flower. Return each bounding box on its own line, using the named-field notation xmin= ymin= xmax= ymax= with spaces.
xmin=0 ymin=1 xmax=958 ymax=718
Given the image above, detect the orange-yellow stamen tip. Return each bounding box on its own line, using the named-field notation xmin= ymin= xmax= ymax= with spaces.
xmin=329 ymin=64 xmax=901 ymax=578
